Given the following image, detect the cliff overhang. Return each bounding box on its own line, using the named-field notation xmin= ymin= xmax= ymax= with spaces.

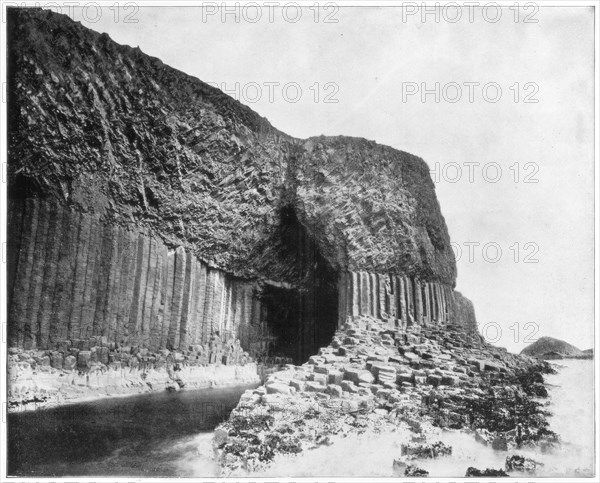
xmin=7 ymin=7 xmax=476 ymax=364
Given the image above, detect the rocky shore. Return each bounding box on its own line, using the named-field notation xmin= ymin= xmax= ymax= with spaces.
xmin=8 ymin=336 xmax=259 ymax=412
xmin=213 ymin=316 xmax=558 ymax=476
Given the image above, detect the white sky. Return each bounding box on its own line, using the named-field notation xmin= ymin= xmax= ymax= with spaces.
xmin=71 ymin=4 xmax=595 ymax=353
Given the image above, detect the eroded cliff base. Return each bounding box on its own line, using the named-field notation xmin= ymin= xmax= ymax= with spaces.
xmin=8 ymin=343 xmax=259 ymax=412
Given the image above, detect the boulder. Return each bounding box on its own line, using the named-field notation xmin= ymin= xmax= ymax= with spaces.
xmin=305 ymin=381 xmax=327 ymax=393
xmin=427 ymin=374 xmax=442 ymax=387
xmin=414 ymin=375 xmax=427 ymax=385
xmin=326 ymin=384 xmax=343 ymax=398
xmin=336 ymin=399 xmax=358 ymax=414
xmin=56 ymin=340 xmax=71 ymax=353
xmin=63 ymin=355 xmax=76 ymax=371
xmin=370 ymin=363 xmax=396 ymax=379
xmin=401 ymin=441 xmax=452 ymax=458
xmin=77 ymin=351 xmax=91 ymax=370
xmin=367 ymin=355 xmax=388 ymax=364
xmin=90 ymin=346 xmax=99 ymax=363
xmin=327 ymin=370 xmax=344 ymax=385
xmin=308 ymin=373 xmax=328 ymax=385
xmin=396 ymin=372 xmax=414 ymax=384
xmin=465 ymin=467 xmax=508 ymax=477
xmin=483 ymin=360 xmax=502 ymax=372
xmin=358 ymin=370 xmax=375 ymax=384
xmin=404 ymin=465 xmax=429 ymax=477
xmin=37 ymin=355 xmax=51 ymax=367
xmin=289 ymin=380 xmax=306 ymax=392
xmin=314 ymin=365 xmax=329 ymax=375
xmin=166 ymin=382 xmax=180 ymax=392
xmin=505 ymin=455 xmax=543 ymax=474
xmin=400 ymin=415 xmax=422 ymax=432
xmin=266 ymin=382 xmax=295 ymax=395
xmin=343 ymin=367 xmax=362 ymax=384
xmin=441 ymin=374 xmax=459 ymax=386
xmin=50 ymin=351 xmax=63 ymax=369
xmin=403 ymin=352 xmax=419 ymax=362
xmin=99 ymin=346 xmax=110 ymax=365
xmin=340 ymin=380 xmax=359 ymax=393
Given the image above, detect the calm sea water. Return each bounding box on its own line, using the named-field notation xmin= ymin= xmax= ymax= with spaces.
xmin=8 ymin=384 xmax=257 ymax=476
xmin=8 ymin=359 xmax=594 ymax=477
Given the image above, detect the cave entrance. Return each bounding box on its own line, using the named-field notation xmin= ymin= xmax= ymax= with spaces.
xmin=260 ymin=207 xmax=338 ymax=365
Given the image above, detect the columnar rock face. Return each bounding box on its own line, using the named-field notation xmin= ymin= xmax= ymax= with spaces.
xmin=6 ymin=8 xmax=478 ymax=361
xmin=336 ymin=273 xmax=477 ymax=335
xmin=338 ymin=273 xmax=449 ymax=327
xmin=8 ymin=198 xmax=261 ymax=351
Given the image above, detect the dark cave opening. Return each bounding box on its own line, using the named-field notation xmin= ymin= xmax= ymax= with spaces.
xmin=260 ymin=206 xmax=339 ymax=365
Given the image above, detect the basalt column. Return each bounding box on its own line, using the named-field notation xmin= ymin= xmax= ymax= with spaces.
xmin=7 ymin=199 xmax=261 ymax=353
xmin=336 ymin=273 xmax=473 ymax=331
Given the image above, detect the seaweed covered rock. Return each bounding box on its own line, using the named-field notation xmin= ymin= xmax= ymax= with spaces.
xmin=404 ymin=465 xmax=429 ymax=477
xmin=466 ymin=467 xmax=509 ymax=477
xmin=400 ymin=441 xmax=452 ymax=459
xmin=505 ymin=454 xmax=543 ymax=474
xmin=215 ymin=316 xmax=558 ymax=473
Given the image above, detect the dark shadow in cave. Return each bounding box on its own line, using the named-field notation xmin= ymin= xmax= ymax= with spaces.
xmin=260 ymin=206 xmax=338 ymax=365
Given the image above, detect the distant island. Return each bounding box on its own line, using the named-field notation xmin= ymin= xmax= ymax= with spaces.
xmin=521 ymin=337 xmax=593 ymax=360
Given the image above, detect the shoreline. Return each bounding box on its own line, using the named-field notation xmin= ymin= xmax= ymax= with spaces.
xmin=6 ymin=332 xmax=593 ymax=477
xmin=212 ymin=316 xmax=561 ymax=477
xmin=8 ymin=361 xmax=261 ymax=413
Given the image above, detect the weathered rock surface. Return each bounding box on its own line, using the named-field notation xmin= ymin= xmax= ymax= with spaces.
xmin=213 ymin=316 xmax=557 ymax=474
xmin=8 ymin=344 xmax=259 ymax=411
xmin=7 ymin=8 xmax=476 ymax=360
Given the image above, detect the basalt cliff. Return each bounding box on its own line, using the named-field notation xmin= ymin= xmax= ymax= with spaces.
xmin=6 ymin=8 xmax=562 ymax=478
xmin=7 ymin=7 xmax=476 ymax=369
